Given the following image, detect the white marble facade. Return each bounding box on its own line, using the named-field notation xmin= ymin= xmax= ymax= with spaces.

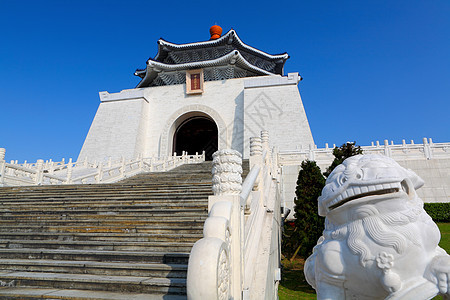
xmin=78 ymin=73 xmax=314 ymax=162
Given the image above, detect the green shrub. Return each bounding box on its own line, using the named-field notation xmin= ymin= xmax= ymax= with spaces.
xmin=424 ymin=203 xmax=450 ymax=222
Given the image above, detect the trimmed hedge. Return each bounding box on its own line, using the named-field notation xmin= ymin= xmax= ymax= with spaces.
xmin=424 ymin=203 xmax=450 ymax=222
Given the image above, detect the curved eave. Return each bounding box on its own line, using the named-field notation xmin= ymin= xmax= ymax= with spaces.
xmin=154 ymin=29 xmax=289 ymax=62
xmin=136 ymin=50 xmax=274 ymax=88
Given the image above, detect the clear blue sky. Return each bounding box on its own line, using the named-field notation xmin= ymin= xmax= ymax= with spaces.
xmin=1 ymin=0 xmax=449 ymax=162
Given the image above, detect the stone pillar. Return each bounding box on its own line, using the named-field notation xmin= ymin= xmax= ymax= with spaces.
xmin=212 ymin=149 xmax=243 ymax=196
xmin=423 ymin=137 xmax=432 ymax=160
xmin=209 ymin=149 xmax=244 ymax=299
xmin=261 ymin=131 xmax=269 ymax=152
xmin=96 ymin=163 xmax=103 ymax=183
xmin=249 ymin=137 xmax=262 ymax=170
xmin=0 ymin=148 xmax=5 ymax=162
xmin=66 ymin=161 xmax=73 ymax=184
xmin=35 ymin=159 xmax=44 ymax=185
xmin=0 ymin=148 xmax=5 ymax=185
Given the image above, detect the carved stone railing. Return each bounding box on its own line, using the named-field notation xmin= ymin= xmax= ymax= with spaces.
xmin=187 ymin=131 xmax=282 ymax=299
xmin=0 ymin=148 xmax=205 ymax=187
xmin=278 ymin=138 xmax=450 ymax=167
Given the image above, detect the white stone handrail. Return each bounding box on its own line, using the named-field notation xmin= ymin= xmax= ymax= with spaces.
xmin=0 ymin=148 xmax=205 ymax=187
xmin=187 ymin=131 xmax=282 ymax=299
xmin=279 ymin=138 xmax=450 ymax=166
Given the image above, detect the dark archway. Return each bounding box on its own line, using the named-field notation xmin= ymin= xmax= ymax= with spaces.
xmin=173 ymin=116 xmax=218 ymax=161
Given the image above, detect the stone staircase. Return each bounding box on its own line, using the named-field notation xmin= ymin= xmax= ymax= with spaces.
xmin=0 ymin=161 xmax=219 ymax=299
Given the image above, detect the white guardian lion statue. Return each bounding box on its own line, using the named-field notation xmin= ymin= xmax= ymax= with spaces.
xmin=304 ymin=154 xmax=450 ymax=300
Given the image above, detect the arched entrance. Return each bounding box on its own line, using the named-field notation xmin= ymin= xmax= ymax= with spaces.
xmin=173 ymin=116 xmax=218 ymax=160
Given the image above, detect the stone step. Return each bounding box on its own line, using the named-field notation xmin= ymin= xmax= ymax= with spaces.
xmin=0 ymin=219 xmax=206 ymax=227
xmin=0 ymin=271 xmax=186 ymax=294
xmin=0 ymin=225 xmax=203 ymax=234
xmin=0 ymin=239 xmax=195 ymax=252
xmin=0 ymin=190 xmax=212 ymax=200
xmin=0 ymin=214 xmax=207 ymax=222
xmin=0 ymin=161 xmax=220 ymax=297
xmin=0 ymin=249 xmax=189 ymax=264
xmin=0 ymin=195 xmax=210 ymax=204
xmin=0 ymin=287 xmax=186 ymax=300
xmin=0 ymin=204 xmax=207 ymax=212
xmin=0 ymin=186 xmax=211 ymax=198
xmin=0 ymin=210 xmax=207 ymax=219
xmin=0 ymin=232 xmax=201 ymax=243
xmin=0 ymin=259 xmax=187 ymax=278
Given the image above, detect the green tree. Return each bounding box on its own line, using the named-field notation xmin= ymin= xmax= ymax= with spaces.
xmin=323 ymin=142 xmax=363 ymax=177
xmin=289 ymin=160 xmax=326 ymax=259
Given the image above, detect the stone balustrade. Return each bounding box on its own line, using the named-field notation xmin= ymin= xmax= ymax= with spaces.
xmin=279 ymin=138 xmax=450 ymax=168
xmin=0 ymin=148 xmax=205 ymax=187
xmin=187 ymin=131 xmax=282 ymax=299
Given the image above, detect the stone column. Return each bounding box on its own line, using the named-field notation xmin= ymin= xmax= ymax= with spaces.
xmin=0 ymin=148 xmax=5 ymax=162
xmin=261 ymin=131 xmax=269 ymax=152
xmin=209 ymin=149 xmax=244 ymax=299
xmin=0 ymin=148 xmax=5 ymax=185
xmin=212 ymin=149 xmax=243 ymax=196
xmin=35 ymin=159 xmax=44 ymax=185
xmin=249 ymin=137 xmax=262 ymax=170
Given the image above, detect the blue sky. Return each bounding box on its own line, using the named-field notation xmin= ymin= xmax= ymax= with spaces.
xmin=1 ymin=0 xmax=449 ymax=162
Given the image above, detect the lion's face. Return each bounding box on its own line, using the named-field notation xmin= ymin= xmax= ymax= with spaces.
xmin=318 ymin=155 xmax=424 ymax=218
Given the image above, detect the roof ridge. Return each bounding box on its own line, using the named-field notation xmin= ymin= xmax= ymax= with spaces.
xmin=153 ymin=29 xmax=288 ymax=62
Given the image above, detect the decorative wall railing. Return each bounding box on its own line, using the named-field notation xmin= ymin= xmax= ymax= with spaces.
xmin=187 ymin=131 xmax=282 ymax=299
xmin=278 ymin=138 xmax=450 ymax=166
xmin=0 ymin=148 xmax=205 ymax=187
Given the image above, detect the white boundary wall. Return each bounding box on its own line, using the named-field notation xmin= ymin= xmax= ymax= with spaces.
xmin=280 ymin=139 xmax=450 ymax=219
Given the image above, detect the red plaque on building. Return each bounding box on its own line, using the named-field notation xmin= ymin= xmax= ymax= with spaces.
xmin=186 ymin=69 xmax=204 ymax=94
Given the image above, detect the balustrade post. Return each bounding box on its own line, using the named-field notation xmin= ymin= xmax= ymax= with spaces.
xmin=0 ymin=148 xmax=6 ymax=185
xmin=308 ymin=143 xmax=315 ymax=161
xmin=49 ymin=161 xmax=55 ymax=174
xmin=139 ymin=154 xmax=144 ymax=171
xmin=261 ymin=130 xmax=269 ymax=151
xmin=261 ymin=130 xmax=271 ymax=165
xmin=272 ymin=146 xmax=279 ymax=175
xmin=423 ymin=137 xmax=432 ymax=160
xmin=384 ymin=139 xmax=391 ymax=157
xmin=35 ymin=159 xmax=44 ymax=185
xmin=249 ymin=137 xmax=262 ymax=169
xmin=249 ymin=137 xmax=263 ymax=191
xmin=83 ymin=157 xmax=88 ymax=167
xmin=0 ymin=148 xmax=5 ymax=162
xmin=66 ymin=160 xmax=73 ymax=184
xmin=96 ymin=163 xmax=103 ymax=183
xmin=120 ymin=157 xmax=125 ymax=177
xmin=202 ymin=150 xmax=205 ymax=161
xmin=211 ymin=149 xmax=243 ymax=299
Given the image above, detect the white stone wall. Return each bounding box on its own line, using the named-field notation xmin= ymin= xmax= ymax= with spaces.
xmin=243 ymin=74 xmax=314 ymax=158
xmin=78 ymin=73 xmax=315 ymax=161
xmin=77 ymin=92 xmax=148 ymax=162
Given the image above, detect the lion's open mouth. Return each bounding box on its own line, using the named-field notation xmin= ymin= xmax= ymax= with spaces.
xmin=328 ymin=183 xmax=401 ymax=210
